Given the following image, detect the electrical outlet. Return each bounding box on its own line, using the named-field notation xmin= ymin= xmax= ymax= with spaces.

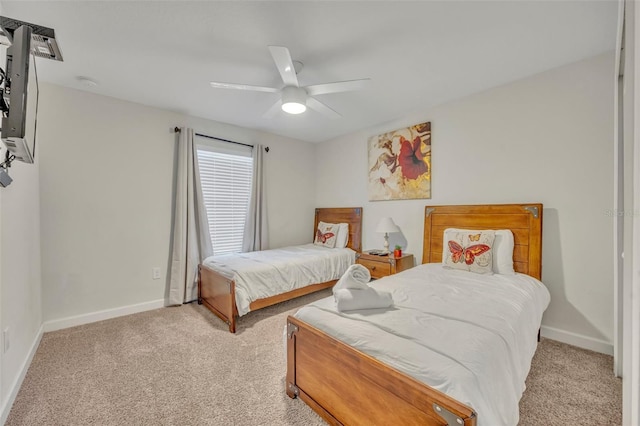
xmin=3 ymin=327 xmax=9 ymax=353
xmin=152 ymin=267 xmax=161 ymax=280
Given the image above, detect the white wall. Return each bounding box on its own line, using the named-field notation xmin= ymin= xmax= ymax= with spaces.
xmin=37 ymin=83 xmax=316 ymax=323
xmin=0 ymin=37 xmax=44 ymax=422
xmin=0 ymin=46 xmax=617 ymax=418
xmin=316 ymin=52 xmax=615 ymax=352
xmin=623 ymin=0 xmax=640 ymax=422
xmin=0 ymin=156 xmax=42 ymax=421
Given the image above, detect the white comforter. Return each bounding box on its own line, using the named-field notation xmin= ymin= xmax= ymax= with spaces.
xmin=203 ymin=244 xmax=356 ymax=316
xmin=293 ymin=263 xmax=550 ymax=426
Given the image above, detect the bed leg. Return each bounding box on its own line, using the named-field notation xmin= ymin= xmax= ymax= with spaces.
xmin=286 ymin=319 xmax=298 ymax=399
xmin=197 ymin=265 xmax=203 ymax=305
xmin=287 ymin=383 xmax=299 ymax=399
xmin=228 ymin=283 xmax=237 ymax=333
xmin=537 ymin=328 xmax=541 ymax=342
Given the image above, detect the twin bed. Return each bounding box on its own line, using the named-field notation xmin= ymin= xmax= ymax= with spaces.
xmin=197 ymin=203 xmax=548 ymax=425
xmin=286 ymin=203 xmax=548 ymax=426
xmin=198 ymin=207 xmax=362 ymax=333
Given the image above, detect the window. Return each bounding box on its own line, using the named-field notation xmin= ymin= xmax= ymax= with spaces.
xmin=196 ymin=137 xmax=253 ymax=255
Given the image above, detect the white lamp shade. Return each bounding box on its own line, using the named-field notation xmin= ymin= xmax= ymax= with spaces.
xmin=376 ymin=217 xmax=400 ymax=234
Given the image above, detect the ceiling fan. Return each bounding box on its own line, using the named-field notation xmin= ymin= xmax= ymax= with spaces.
xmin=210 ymin=46 xmax=370 ymax=119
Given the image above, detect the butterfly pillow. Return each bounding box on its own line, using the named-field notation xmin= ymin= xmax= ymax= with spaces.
xmin=443 ymin=230 xmax=496 ymax=274
xmin=314 ymin=222 xmax=338 ymax=248
xmin=441 ymin=228 xmax=515 ymax=274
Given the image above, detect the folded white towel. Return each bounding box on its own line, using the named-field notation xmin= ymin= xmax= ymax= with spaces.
xmin=334 ymin=288 xmax=394 ymax=312
xmin=333 ymin=264 xmax=371 ymax=294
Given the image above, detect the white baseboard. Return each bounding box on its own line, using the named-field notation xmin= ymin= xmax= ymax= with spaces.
xmin=1 ymin=324 xmax=44 ymax=425
xmin=43 ymin=299 xmax=165 ymax=332
xmin=541 ymin=325 xmax=613 ymax=355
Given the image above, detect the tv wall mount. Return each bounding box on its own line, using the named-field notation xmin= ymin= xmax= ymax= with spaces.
xmin=0 ymin=16 xmax=63 ymax=61
xmin=0 ymin=16 xmax=62 ymax=185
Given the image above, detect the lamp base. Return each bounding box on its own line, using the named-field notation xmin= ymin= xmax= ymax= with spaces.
xmin=382 ymin=233 xmax=390 ymax=254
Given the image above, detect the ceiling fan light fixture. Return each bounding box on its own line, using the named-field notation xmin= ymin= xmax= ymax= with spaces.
xmin=282 ymin=101 xmax=306 ymax=114
xmin=281 ymin=86 xmax=307 ymax=114
xmin=209 ymin=46 xmax=368 ymax=119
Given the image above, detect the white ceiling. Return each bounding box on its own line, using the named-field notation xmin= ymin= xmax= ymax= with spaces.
xmin=1 ymin=1 xmax=618 ymax=143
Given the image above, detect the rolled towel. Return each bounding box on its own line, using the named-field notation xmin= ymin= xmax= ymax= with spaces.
xmin=333 ymin=264 xmax=371 ymax=294
xmin=334 ymin=288 xmax=393 ymax=312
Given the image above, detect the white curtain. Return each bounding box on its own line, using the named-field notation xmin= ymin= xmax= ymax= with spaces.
xmin=242 ymin=144 xmax=268 ymax=252
xmin=168 ymin=127 xmax=213 ymax=305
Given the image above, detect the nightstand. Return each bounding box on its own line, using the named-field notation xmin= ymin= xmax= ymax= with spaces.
xmin=356 ymin=252 xmax=414 ymax=279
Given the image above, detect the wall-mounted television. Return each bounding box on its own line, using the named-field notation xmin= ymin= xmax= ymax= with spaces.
xmin=0 ymin=16 xmax=62 ymax=164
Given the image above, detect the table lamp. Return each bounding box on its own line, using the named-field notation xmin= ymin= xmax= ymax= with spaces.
xmin=376 ymin=217 xmax=400 ymax=254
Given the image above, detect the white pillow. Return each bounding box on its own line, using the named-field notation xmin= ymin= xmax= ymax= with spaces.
xmin=317 ymin=222 xmax=349 ymax=248
xmin=335 ymin=223 xmax=349 ymax=248
xmin=442 ymin=228 xmax=515 ymax=275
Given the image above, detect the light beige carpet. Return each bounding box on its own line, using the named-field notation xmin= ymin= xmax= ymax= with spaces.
xmin=6 ymin=289 xmax=621 ymax=425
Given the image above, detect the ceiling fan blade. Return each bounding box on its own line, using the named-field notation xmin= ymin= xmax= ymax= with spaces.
xmin=305 ymin=79 xmax=370 ymax=96
xmin=210 ymin=81 xmax=279 ymax=93
xmin=263 ymin=99 xmax=282 ymax=118
xmin=268 ymin=45 xmax=299 ymax=87
xmin=307 ymin=97 xmax=341 ymax=119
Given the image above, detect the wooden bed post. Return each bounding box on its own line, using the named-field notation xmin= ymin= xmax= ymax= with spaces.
xmin=286 ymin=320 xmax=299 ymax=399
xmin=198 ymin=264 xmax=237 ymax=333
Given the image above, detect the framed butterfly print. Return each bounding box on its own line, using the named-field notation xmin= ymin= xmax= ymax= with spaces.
xmin=368 ymin=121 xmax=431 ymax=201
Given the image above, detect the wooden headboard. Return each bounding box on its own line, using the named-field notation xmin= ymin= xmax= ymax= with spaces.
xmin=314 ymin=207 xmax=363 ymax=253
xmin=422 ymin=204 xmax=543 ymax=280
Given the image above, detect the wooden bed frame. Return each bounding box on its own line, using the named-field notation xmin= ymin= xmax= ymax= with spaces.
xmin=198 ymin=207 xmax=362 ymax=333
xmin=286 ymin=203 xmax=543 ymax=425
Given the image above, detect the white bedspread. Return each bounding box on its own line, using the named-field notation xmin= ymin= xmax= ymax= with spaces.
xmin=203 ymin=244 xmax=355 ymax=316
xmin=293 ymin=263 xmax=550 ymax=426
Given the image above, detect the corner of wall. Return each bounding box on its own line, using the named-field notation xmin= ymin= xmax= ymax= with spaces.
xmin=0 ymin=325 xmax=42 ymax=424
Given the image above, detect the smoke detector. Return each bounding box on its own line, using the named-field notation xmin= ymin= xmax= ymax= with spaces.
xmin=77 ymin=77 xmax=98 ymax=88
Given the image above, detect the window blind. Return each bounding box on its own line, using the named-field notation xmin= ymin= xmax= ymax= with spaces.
xmin=196 ymin=146 xmax=253 ymax=256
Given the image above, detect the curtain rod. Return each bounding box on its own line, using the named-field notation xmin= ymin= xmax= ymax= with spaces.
xmin=174 ymin=127 xmax=269 ymax=152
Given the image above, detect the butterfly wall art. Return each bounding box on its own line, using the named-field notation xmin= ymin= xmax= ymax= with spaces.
xmin=368 ymin=121 xmax=431 ymax=200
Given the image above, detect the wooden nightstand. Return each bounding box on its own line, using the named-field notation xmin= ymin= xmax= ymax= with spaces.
xmin=356 ymin=252 xmax=414 ymax=279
